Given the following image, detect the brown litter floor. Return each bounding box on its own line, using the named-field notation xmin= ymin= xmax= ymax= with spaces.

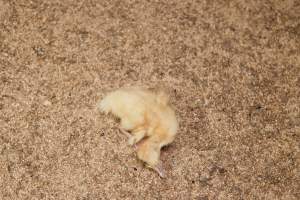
xmin=0 ymin=0 xmax=299 ymax=199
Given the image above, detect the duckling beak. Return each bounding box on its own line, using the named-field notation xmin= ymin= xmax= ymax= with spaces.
xmin=148 ymin=161 xmax=166 ymax=178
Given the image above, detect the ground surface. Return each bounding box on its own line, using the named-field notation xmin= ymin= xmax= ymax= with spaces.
xmin=0 ymin=0 xmax=299 ymax=199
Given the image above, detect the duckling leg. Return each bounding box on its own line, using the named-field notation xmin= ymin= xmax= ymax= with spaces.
xmin=119 ymin=128 xmax=144 ymax=150
xmin=119 ymin=128 xmax=131 ymax=138
xmin=128 ymin=129 xmax=146 ymax=146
